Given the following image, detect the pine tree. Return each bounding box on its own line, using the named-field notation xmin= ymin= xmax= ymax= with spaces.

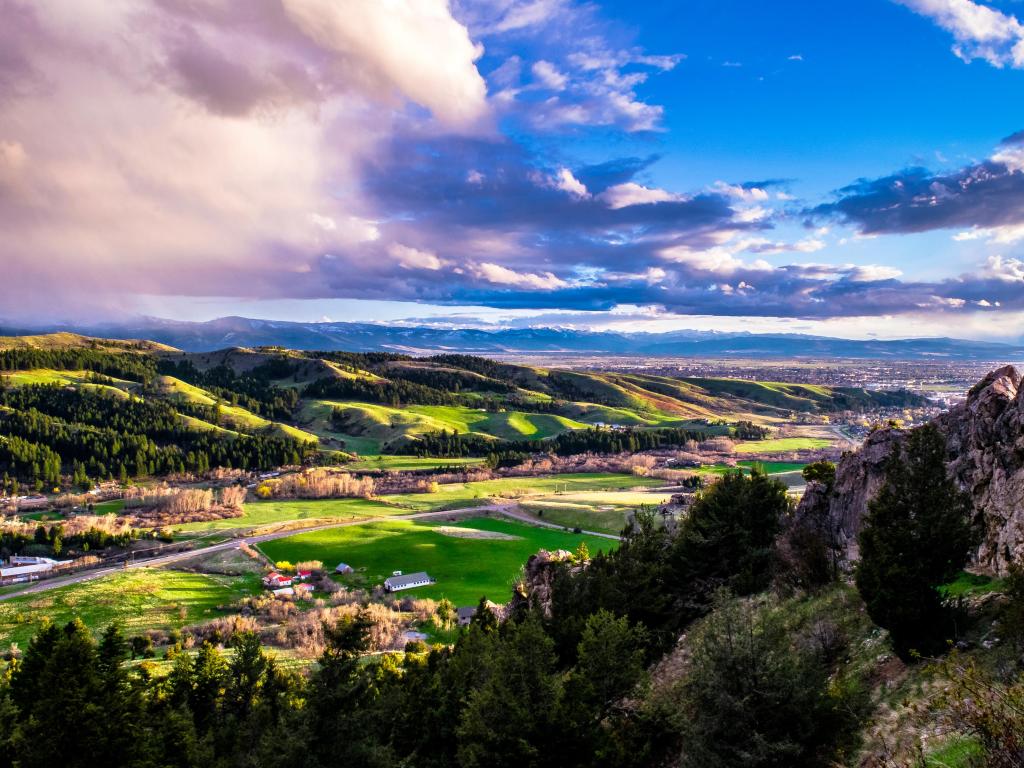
xmin=855 ymin=424 xmax=975 ymax=658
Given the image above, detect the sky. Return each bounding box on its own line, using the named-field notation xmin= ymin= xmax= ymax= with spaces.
xmin=2 ymin=0 xmax=1024 ymax=340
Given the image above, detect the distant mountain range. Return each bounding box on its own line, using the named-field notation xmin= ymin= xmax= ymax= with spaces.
xmin=3 ymin=316 xmax=1024 ymax=360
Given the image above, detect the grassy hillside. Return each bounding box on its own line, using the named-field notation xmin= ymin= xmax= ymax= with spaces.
xmin=0 ymin=332 xmax=176 ymax=353
xmin=0 ymin=336 xmax=919 ymax=486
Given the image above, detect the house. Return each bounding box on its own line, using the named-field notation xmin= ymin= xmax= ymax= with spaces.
xmin=457 ymin=606 xmax=476 ymax=626
xmin=272 ymin=587 xmax=294 ymax=597
xmin=335 ymin=562 xmax=354 ymax=574
xmin=0 ymin=562 xmax=58 ymax=583
xmin=383 ymin=571 xmax=434 ymax=593
xmin=263 ymin=572 xmax=293 ymax=588
xmin=294 ymin=582 xmax=314 ymax=597
xmin=295 ymin=569 xmax=314 ymax=581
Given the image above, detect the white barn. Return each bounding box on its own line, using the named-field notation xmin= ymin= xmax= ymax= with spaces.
xmin=383 ymin=571 xmax=434 ymax=592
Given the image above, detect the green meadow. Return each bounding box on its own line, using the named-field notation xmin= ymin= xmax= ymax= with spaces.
xmin=0 ymin=570 xmax=259 ymax=648
xmin=258 ymin=517 xmax=614 ymax=606
xmin=733 ymin=437 xmax=831 ymax=453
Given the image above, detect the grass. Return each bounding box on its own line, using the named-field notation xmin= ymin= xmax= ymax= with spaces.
xmin=345 ymin=455 xmax=486 ymax=472
xmin=734 ymin=437 xmax=831 ymax=453
xmin=736 ymin=460 xmax=808 ymax=474
xmin=938 ymin=571 xmax=1006 ymax=599
xmin=308 ymin=400 xmax=591 ymax=453
xmin=174 ymin=497 xmax=396 ymax=532
xmin=520 ymin=502 xmax=631 ymax=535
xmin=92 ymin=499 xmax=126 ymax=515
xmin=383 ymin=473 xmax=664 ymax=512
xmin=0 ymin=569 xmax=259 ymax=648
xmin=924 ymin=736 xmax=983 ymax=767
xmin=257 ymin=517 xmax=614 ymax=606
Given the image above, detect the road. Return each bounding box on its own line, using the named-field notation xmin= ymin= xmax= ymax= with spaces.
xmin=0 ymin=503 xmax=519 ymax=601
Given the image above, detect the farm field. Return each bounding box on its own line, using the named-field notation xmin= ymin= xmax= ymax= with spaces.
xmin=520 ymin=488 xmax=676 ymax=534
xmin=733 ymin=437 xmax=832 ymax=453
xmin=174 ymin=497 xmax=396 ymax=532
xmin=345 ymin=455 xmax=486 ymax=472
xmin=736 ymin=460 xmax=808 ymax=474
xmin=258 ymin=517 xmax=614 ymax=606
xmin=0 ymin=569 xmax=259 ymax=648
xmin=382 ymin=472 xmax=664 ymax=512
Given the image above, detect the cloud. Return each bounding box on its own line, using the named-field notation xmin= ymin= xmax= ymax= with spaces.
xmin=281 ymin=0 xmax=488 ymax=127
xmin=812 ymin=132 xmax=1024 ymax=236
xmin=389 ymin=243 xmax=446 ymax=271
xmin=894 ymin=0 xmax=1024 ymax=68
xmin=472 ymin=262 xmax=568 ymax=289
xmin=553 ymin=167 xmax=590 ymax=198
xmin=0 ymin=0 xmax=493 ymax=318
xmin=598 ymin=182 xmax=685 ymax=209
xmin=531 ymin=60 xmax=567 ymax=89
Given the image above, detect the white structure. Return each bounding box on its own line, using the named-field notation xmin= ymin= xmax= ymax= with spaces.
xmin=383 ymin=571 xmax=434 ymax=592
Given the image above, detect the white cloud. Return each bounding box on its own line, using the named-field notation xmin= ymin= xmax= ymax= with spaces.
xmin=553 ymin=167 xmax=590 ymax=198
xmin=712 ymin=181 xmax=770 ymax=201
xmin=531 ymin=60 xmax=568 ymax=90
xmin=895 ymin=0 xmax=1024 ymax=68
xmin=282 ymin=0 xmax=489 ymax=127
xmin=845 ymin=265 xmax=904 ymax=282
xmin=473 ymin=262 xmax=568 ymax=289
xmin=389 ymin=243 xmax=445 ymax=270
xmin=954 ymin=223 xmax=1024 ymax=244
xmin=598 ymin=182 xmax=684 ymax=209
xmin=980 ymin=254 xmax=1024 ymax=281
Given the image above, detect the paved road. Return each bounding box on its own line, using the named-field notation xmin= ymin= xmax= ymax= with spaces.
xmin=0 ymin=504 xmax=516 ymax=601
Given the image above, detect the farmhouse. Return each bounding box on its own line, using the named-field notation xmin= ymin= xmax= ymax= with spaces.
xmin=383 ymin=571 xmax=434 ymax=592
xmin=263 ymin=572 xmax=293 ymax=588
xmin=335 ymin=562 xmax=354 ymax=574
xmin=457 ymin=606 xmax=476 ymax=626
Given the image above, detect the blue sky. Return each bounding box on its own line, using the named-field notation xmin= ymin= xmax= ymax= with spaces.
xmin=3 ymin=0 xmax=1024 ymax=340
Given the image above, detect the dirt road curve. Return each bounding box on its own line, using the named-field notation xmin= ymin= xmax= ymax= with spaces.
xmin=0 ymin=504 xmax=524 ymax=601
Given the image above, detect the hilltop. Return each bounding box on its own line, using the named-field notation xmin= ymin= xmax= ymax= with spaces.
xmin=0 ymin=332 xmax=926 ymax=491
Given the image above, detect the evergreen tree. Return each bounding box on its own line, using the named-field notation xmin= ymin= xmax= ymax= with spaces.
xmin=855 ymin=424 xmax=975 ymax=658
xmin=671 ymin=467 xmax=790 ymax=619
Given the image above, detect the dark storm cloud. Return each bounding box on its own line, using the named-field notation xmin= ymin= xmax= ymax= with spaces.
xmin=811 ymin=142 xmax=1024 ymax=235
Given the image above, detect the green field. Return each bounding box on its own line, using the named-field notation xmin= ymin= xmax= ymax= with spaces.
xmin=306 ymin=400 xmax=591 ymax=454
xmin=383 ymin=473 xmax=664 ymax=512
xmin=0 ymin=570 xmax=258 ymax=648
xmin=345 ymin=455 xmax=486 ymax=472
xmin=734 ymin=437 xmax=831 ymax=453
xmin=174 ymin=497 xmax=396 ymax=532
xmin=258 ymin=517 xmax=614 ymax=606
xmin=736 ymin=460 xmax=808 ymax=474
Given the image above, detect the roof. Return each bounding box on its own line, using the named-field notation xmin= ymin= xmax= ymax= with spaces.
xmin=457 ymin=606 xmax=476 ymax=620
xmin=384 ymin=571 xmax=433 ymax=590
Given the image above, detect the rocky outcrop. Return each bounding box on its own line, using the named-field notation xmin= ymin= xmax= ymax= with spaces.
xmin=935 ymin=366 xmax=1024 ymax=574
xmin=509 ymin=549 xmax=577 ymax=617
xmin=795 ymin=365 xmax=1024 ymax=575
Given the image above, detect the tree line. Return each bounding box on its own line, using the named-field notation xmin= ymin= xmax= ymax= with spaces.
xmin=397 ymin=425 xmax=712 ymax=460
xmin=0 ymin=385 xmax=314 ymax=490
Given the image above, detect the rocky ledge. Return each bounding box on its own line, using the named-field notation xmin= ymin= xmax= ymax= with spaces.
xmin=795 ymin=365 xmax=1024 ymax=575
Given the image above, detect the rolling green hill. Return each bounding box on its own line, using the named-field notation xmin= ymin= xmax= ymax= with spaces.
xmin=0 ymin=333 xmax=925 ymax=489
